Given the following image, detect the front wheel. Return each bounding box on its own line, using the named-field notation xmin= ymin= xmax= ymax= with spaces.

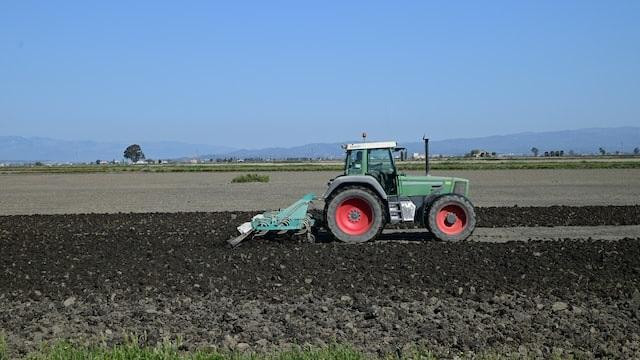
xmin=325 ymin=186 xmax=385 ymax=243
xmin=426 ymin=194 xmax=476 ymax=241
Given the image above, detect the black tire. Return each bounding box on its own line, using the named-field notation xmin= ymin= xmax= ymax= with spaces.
xmin=325 ymin=186 xmax=385 ymax=243
xmin=426 ymin=194 xmax=476 ymax=241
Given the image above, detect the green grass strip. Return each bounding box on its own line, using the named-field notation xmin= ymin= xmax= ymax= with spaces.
xmin=26 ymin=342 xmax=398 ymax=360
xmin=0 ymin=333 xmax=7 ymax=360
xmin=231 ymin=174 xmax=270 ymax=183
xmin=0 ymin=334 xmax=579 ymax=360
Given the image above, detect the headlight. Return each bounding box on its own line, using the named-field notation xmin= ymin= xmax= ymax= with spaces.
xmin=453 ymin=181 xmax=467 ymax=195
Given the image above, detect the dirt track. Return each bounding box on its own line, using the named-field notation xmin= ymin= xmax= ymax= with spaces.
xmin=2 ymin=169 xmax=640 ymax=215
xmin=1 ymin=207 xmax=640 ymax=358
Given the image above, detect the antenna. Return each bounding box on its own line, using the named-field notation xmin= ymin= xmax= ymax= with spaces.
xmin=422 ymin=134 xmax=430 ymax=175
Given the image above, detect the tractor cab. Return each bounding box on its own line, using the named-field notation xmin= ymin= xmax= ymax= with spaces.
xmin=344 ymin=141 xmax=399 ymax=195
xmin=342 ymin=141 xmax=470 ymax=199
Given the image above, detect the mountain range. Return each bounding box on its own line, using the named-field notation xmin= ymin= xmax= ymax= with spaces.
xmin=1 ymin=127 xmax=638 ymax=163
xmin=0 ymin=137 xmax=234 ymax=163
xmin=197 ymin=127 xmax=640 ymax=159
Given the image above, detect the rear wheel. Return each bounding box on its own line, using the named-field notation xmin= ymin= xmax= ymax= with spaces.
xmin=427 ymin=194 xmax=476 ymax=241
xmin=325 ymin=186 xmax=385 ymax=243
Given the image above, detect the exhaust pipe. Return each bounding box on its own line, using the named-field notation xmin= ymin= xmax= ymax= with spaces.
xmin=423 ymin=136 xmax=430 ymax=175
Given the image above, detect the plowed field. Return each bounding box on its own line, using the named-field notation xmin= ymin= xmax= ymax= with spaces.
xmin=1 ymin=206 xmax=640 ymax=358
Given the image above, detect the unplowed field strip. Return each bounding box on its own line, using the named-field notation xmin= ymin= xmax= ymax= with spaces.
xmin=2 ymin=169 xmax=640 ymax=215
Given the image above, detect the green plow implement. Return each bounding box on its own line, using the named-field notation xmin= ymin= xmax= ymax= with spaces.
xmin=228 ymin=193 xmax=316 ymax=247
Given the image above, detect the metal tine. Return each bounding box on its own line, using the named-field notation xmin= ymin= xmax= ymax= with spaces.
xmin=306 ymin=225 xmax=315 ymax=242
xmin=254 ymin=230 xmax=269 ymax=237
xmin=306 ymin=233 xmax=315 ymax=243
xmin=293 ymin=220 xmax=307 ymax=235
xmin=227 ymin=230 xmax=253 ymax=247
xmin=295 ymin=219 xmax=311 ymax=235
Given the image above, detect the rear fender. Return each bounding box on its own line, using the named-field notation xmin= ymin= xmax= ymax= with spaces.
xmin=323 ymin=175 xmax=388 ymax=201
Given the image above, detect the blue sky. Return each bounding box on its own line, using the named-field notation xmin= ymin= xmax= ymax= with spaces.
xmin=1 ymin=1 xmax=638 ymax=148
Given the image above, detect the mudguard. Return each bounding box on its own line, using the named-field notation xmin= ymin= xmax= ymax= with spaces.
xmin=322 ymin=175 xmax=387 ymax=200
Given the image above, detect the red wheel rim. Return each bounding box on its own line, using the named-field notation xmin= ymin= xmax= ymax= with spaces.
xmin=436 ymin=204 xmax=467 ymax=235
xmin=335 ymin=197 xmax=373 ymax=236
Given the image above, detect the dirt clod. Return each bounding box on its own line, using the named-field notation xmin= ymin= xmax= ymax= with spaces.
xmin=63 ymin=297 xmax=76 ymax=307
xmin=552 ymin=301 xmax=568 ymax=312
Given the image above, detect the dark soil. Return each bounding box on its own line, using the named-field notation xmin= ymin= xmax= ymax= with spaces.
xmin=1 ymin=208 xmax=639 ymax=358
xmin=476 ymin=205 xmax=640 ymax=227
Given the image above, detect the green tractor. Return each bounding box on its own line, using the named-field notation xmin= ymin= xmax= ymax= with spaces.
xmin=322 ymin=140 xmax=475 ymax=243
xmin=229 ymin=139 xmax=476 ymax=246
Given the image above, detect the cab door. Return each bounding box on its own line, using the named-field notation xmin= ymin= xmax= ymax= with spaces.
xmin=367 ymin=148 xmax=397 ymax=195
xmin=345 ymin=149 xmax=365 ymax=175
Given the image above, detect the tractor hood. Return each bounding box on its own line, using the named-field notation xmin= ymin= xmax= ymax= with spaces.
xmin=397 ymin=174 xmax=469 ymax=197
xmin=324 ymin=174 xmax=470 ymax=199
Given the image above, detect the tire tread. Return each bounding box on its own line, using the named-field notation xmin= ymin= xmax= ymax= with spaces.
xmin=324 ymin=185 xmax=385 ymax=243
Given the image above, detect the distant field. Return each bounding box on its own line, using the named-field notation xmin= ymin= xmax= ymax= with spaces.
xmin=2 ymin=169 xmax=639 ymax=214
xmin=2 ymin=156 xmax=640 ymax=174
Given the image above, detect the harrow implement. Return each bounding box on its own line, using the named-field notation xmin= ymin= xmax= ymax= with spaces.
xmin=228 ymin=193 xmax=316 ymax=247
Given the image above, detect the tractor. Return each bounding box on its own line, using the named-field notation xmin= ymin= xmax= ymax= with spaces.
xmin=229 ymin=139 xmax=476 ymax=246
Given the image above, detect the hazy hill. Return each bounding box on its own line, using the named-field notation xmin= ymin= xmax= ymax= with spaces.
xmin=206 ymin=127 xmax=640 ymax=159
xmin=1 ymin=127 xmax=638 ymax=162
xmin=0 ymin=137 xmax=235 ymax=163
xmin=419 ymin=127 xmax=640 ymax=156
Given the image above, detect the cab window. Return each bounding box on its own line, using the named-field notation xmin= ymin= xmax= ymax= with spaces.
xmin=367 ymin=148 xmax=396 ymax=194
xmin=368 ymin=149 xmax=395 ymax=174
xmin=346 ymin=150 xmax=364 ymax=175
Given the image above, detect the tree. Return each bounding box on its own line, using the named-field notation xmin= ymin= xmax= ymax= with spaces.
xmin=466 ymin=149 xmax=478 ymax=157
xmin=598 ymin=147 xmax=606 ymax=156
xmin=124 ymin=144 xmax=145 ymax=163
xmin=530 ymin=147 xmax=539 ymax=157
xmin=634 ymin=147 xmax=640 ymax=155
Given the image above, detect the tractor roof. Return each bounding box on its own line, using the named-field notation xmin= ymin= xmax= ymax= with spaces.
xmin=345 ymin=141 xmax=397 ymax=150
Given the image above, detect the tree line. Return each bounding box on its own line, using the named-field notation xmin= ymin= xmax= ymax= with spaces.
xmin=530 ymin=146 xmax=640 ymax=156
